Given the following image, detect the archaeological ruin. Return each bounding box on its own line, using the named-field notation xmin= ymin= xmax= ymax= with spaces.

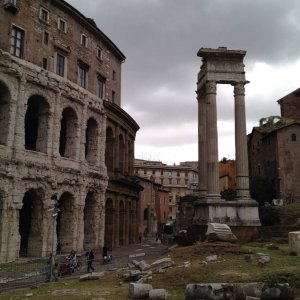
xmin=193 ymin=47 xmax=261 ymax=240
xmin=0 ymin=0 xmax=141 ymax=262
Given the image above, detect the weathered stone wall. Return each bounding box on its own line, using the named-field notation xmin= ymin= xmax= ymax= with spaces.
xmin=0 ymin=0 xmax=123 ymax=105
xmin=0 ymin=50 xmax=107 ymax=262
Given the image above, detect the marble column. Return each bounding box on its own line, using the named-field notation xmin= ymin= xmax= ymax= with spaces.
xmin=197 ymin=89 xmax=207 ymax=198
xmin=234 ymin=82 xmax=250 ymax=199
xmin=205 ymin=81 xmax=220 ymax=199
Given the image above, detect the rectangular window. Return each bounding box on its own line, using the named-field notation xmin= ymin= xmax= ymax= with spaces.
xmin=56 ymin=53 xmax=65 ymax=77
xmin=39 ymin=7 xmax=49 ymax=23
xmin=112 ymin=70 xmax=116 ymax=80
xmin=97 ymin=75 xmax=106 ymax=98
xmin=10 ymin=26 xmax=24 ymax=58
xmin=78 ymin=60 xmax=89 ymax=88
xmin=112 ymin=90 xmax=115 ymax=103
xmin=42 ymin=57 xmax=47 ymax=69
xmin=43 ymin=31 xmax=49 ymax=44
xmin=81 ymin=34 xmax=87 ymax=47
xmin=96 ymin=47 xmax=103 ymax=60
xmin=58 ymin=18 xmax=66 ymax=32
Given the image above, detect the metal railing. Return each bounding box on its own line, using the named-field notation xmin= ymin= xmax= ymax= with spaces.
xmin=0 ymin=246 xmax=168 ymax=292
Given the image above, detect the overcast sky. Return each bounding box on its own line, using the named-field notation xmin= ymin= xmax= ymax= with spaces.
xmin=69 ymin=0 xmax=300 ymax=165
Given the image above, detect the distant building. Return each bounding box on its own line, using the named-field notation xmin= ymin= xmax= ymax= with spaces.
xmin=134 ymin=159 xmax=198 ymax=220
xmin=219 ymin=159 xmax=236 ymax=191
xmin=248 ymin=88 xmax=300 ymax=204
xmin=135 ymin=176 xmax=169 ymax=237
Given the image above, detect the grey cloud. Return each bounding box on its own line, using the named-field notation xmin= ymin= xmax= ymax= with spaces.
xmin=67 ymin=0 xmax=300 ymax=152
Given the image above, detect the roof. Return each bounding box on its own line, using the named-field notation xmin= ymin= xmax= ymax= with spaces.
xmin=277 ymin=87 xmax=300 ymax=105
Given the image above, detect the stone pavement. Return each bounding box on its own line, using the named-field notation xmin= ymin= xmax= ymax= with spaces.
xmin=93 ymin=238 xmax=169 ymax=271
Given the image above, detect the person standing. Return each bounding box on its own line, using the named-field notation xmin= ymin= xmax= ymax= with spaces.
xmin=85 ymin=247 xmax=95 ymax=273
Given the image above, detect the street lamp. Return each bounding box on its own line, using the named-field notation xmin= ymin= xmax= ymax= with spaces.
xmin=49 ymin=194 xmax=59 ymax=282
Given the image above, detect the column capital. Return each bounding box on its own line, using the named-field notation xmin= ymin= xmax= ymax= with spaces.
xmin=205 ymin=81 xmax=217 ymax=95
xmin=234 ymin=82 xmax=247 ymax=96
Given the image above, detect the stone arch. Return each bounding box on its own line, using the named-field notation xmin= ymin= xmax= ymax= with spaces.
xmin=83 ymin=191 xmax=97 ymax=249
xmin=0 ymin=191 xmax=3 ymax=252
xmin=128 ymin=139 xmax=133 ymax=175
xmin=24 ymin=95 xmax=50 ymax=153
xmin=57 ymin=192 xmax=75 ymax=252
xmin=0 ymin=81 xmax=11 ymax=145
xmin=104 ymin=198 xmax=114 ymax=249
xmin=128 ymin=201 xmax=134 ymax=243
xmin=119 ymin=134 xmax=125 ymax=174
xmin=19 ymin=189 xmax=44 ymax=257
xmin=59 ymin=107 xmax=78 ymax=159
xmin=85 ymin=117 xmax=98 ymax=164
xmin=119 ymin=200 xmax=125 ymax=245
xmin=105 ymin=127 xmax=114 ymax=172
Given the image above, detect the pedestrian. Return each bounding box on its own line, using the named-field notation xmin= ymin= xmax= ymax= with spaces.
xmin=85 ymin=247 xmax=95 ymax=273
xmin=139 ymin=234 xmax=142 ymax=243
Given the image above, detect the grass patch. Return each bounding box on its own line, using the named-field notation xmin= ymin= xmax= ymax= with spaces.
xmin=1 ymin=243 xmax=300 ymax=299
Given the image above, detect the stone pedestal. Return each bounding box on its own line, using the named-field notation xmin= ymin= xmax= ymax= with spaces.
xmin=288 ymin=231 xmax=300 ymax=255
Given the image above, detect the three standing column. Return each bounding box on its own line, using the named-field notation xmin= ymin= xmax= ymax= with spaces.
xmin=205 ymin=81 xmax=220 ymax=199
xmin=234 ymin=82 xmax=250 ymax=199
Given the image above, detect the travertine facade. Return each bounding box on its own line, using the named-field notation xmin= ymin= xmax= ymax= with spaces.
xmin=0 ymin=0 xmax=140 ymax=262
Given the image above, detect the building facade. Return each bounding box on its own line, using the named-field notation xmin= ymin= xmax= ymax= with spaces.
xmin=134 ymin=159 xmax=198 ymax=220
xmin=248 ymin=88 xmax=300 ymax=204
xmin=135 ymin=176 xmax=169 ymax=237
xmin=0 ymin=0 xmax=140 ymax=262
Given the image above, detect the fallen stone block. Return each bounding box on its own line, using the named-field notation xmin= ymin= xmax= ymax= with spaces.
xmin=149 ymin=288 xmax=167 ymax=299
xmin=79 ymin=272 xmax=104 ymax=281
xmin=234 ymin=282 xmax=265 ymax=299
xmin=129 ymin=282 xmax=153 ymax=299
xmin=185 ymin=283 xmax=233 ymax=300
xmin=123 ymin=270 xmax=143 ymax=282
xmin=138 ymin=260 xmax=151 ymax=271
xmin=261 ymin=283 xmax=294 ymax=299
xmin=206 ymin=223 xmax=237 ymax=242
xmin=205 ymin=255 xmax=218 ymax=263
xmin=150 ymin=258 xmax=174 ymax=272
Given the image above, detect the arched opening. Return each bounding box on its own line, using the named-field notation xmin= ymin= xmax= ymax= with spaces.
xmin=119 ymin=200 xmax=125 ymax=245
xmin=84 ymin=191 xmax=97 ymax=249
xmin=292 ymin=133 xmax=297 ymax=142
xmin=59 ymin=107 xmax=78 ymax=159
xmin=25 ymin=95 xmax=50 ymax=152
xmin=0 ymin=81 xmax=11 ymax=145
xmin=105 ymin=127 xmax=114 ymax=172
xmin=104 ymin=199 xmax=113 ymax=249
xmin=119 ymin=134 xmax=125 ymax=174
xmin=129 ymin=202 xmax=133 ymax=243
xmin=57 ymin=192 xmax=74 ymax=252
xmin=128 ymin=140 xmax=133 ymax=175
xmin=85 ymin=118 xmax=98 ymax=164
xmin=0 ymin=192 xmax=3 ymax=249
xmin=144 ymin=208 xmax=149 ymax=221
xmin=19 ymin=189 xmax=43 ymax=257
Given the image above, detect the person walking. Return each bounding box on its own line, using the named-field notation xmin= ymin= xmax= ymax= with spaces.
xmin=85 ymin=247 xmax=95 ymax=273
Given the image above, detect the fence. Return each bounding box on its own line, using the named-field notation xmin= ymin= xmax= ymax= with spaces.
xmin=0 ymin=246 xmax=168 ymax=292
